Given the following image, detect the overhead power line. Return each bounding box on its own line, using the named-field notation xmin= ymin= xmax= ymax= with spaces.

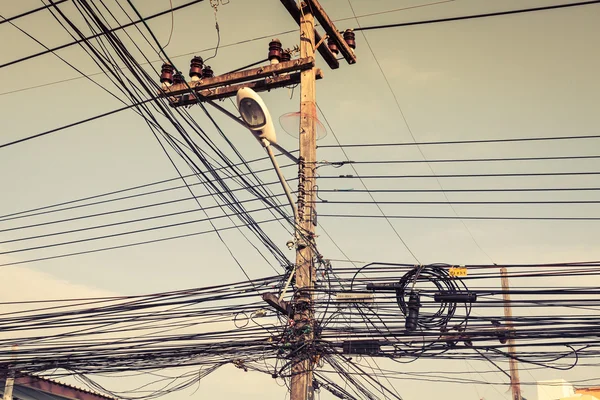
xmin=333 ymin=0 xmax=455 ymax=23
xmin=317 ymin=134 xmax=600 ymax=149
xmin=319 ymin=171 xmax=600 ymax=179
xmin=315 ymin=200 xmax=600 ymax=205
xmin=320 ymin=187 xmax=600 ymax=193
xmin=0 ymin=0 xmax=205 ymax=70
xmin=0 ymin=0 xmax=68 ymax=25
xmin=4 ymin=1 xmax=598 ymax=95
xmin=0 ymin=162 xmax=290 ymax=222
xmin=355 ymin=1 xmax=600 ymax=32
xmin=0 ymin=202 xmax=286 ymax=256
xmin=0 ymin=216 xmax=286 ymax=267
xmin=0 ymin=98 xmax=156 ymax=149
xmin=47 ymin=0 xmax=295 ymax=274
xmin=321 ymin=214 xmax=600 ymax=221
xmin=322 ymin=154 xmax=600 ymax=165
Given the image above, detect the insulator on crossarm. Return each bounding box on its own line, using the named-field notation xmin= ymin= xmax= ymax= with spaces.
xmin=343 ymin=29 xmax=356 ymax=49
xmin=281 ymin=50 xmax=291 ymax=63
xmin=202 ymin=65 xmax=214 ymax=79
xmin=327 ymin=37 xmax=338 ymax=54
xmin=268 ymin=39 xmax=283 ymax=65
xmin=189 ymin=56 xmax=204 ymax=81
xmin=160 ymin=62 xmax=174 ymax=88
xmin=173 ymin=71 xmax=185 ymax=85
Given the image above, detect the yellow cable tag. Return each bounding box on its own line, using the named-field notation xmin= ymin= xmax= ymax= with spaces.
xmin=449 ymin=266 xmax=468 ymax=277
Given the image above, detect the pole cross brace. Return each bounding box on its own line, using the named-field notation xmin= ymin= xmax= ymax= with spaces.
xmin=263 ymin=292 xmax=294 ymax=317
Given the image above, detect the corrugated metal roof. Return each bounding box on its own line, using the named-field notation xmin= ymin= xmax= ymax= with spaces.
xmin=1 ymin=375 xmax=119 ymax=400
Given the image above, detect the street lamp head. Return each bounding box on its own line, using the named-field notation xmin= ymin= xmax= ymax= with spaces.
xmin=238 ymin=97 xmax=266 ymax=128
xmin=236 ymin=87 xmax=277 ymax=144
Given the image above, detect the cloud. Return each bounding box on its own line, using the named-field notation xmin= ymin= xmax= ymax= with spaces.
xmin=0 ymin=260 xmax=115 ymax=302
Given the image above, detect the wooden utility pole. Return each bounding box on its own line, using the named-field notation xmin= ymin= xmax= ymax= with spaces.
xmin=500 ymin=267 xmax=521 ymax=400
xmin=272 ymin=1 xmax=355 ymax=398
xmin=2 ymin=375 xmax=14 ymax=400
xmin=160 ymin=3 xmax=356 ymax=398
xmin=2 ymin=345 xmax=18 ymax=400
xmin=290 ymin=3 xmax=317 ymax=400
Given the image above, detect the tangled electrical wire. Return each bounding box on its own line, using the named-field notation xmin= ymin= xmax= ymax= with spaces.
xmin=394 ymin=264 xmax=472 ymax=331
xmin=4 ymin=1 xmax=600 ymax=398
xmin=0 ymin=262 xmax=599 ymax=399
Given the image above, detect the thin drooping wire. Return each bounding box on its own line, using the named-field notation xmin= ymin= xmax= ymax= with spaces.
xmin=203 ymin=1 xmax=220 ymax=63
xmin=44 ymin=0 xmax=290 ymax=278
xmin=2 ymin=261 xmax=600 ymax=396
xmin=0 ymin=0 xmax=68 ymax=25
xmin=5 ymin=0 xmax=600 ymax=97
xmin=85 ymin=0 xmax=286 ymax=276
xmin=6 ymin=2 xmax=600 ymax=399
xmin=319 ymin=214 xmax=600 ymax=221
xmin=333 ymin=0 xmax=454 ymax=23
xmin=354 ymin=0 xmax=600 ymax=32
xmin=0 ymin=216 xmax=287 ymax=268
xmin=347 ymin=0 xmax=493 ymax=263
xmin=163 ymin=0 xmax=175 ymax=49
xmin=317 ymin=103 xmax=420 ymax=264
xmin=320 ymin=154 xmax=600 ymax=165
xmin=316 ymin=134 xmax=600 ymax=149
xmin=0 ymin=0 xmax=205 ymax=70
xmin=115 ymin=0 xmax=319 ymax=281
xmin=316 ymin=171 xmax=600 ymax=179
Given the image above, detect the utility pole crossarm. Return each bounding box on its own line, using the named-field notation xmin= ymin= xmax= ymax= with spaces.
xmin=306 ymin=0 xmax=357 ymax=65
xmin=170 ymin=70 xmax=323 ymax=106
xmin=262 ymin=293 xmax=293 ymax=317
xmin=159 ymin=56 xmax=323 ymax=106
xmin=161 ymin=57 xmax=317 ymax=96
xmin=154 ymin=2 xmax=356 ymax=399
xmin=279 ymin=0 xmax=339 ymax=69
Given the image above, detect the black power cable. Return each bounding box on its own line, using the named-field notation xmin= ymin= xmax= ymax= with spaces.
xmin=394 ymin=265 xmax=471 ymax=331
xmin=320 ymin=214 xmax=600 ymax=221
xmin=0 ymin=0 xmax=206 ymax=69
xmin=355 ymin=1 xmax=600 ymax=32
xmin=0 ymin=0 xmax=68 ymax=25
xmin=0 ymin=97 xmax=156 ymax=149
xmin=317 ymin=133 xmax=600 ymax=149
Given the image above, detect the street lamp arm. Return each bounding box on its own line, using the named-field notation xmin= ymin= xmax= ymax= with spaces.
xmin=262 ymin=139 xmax=299 ymax=222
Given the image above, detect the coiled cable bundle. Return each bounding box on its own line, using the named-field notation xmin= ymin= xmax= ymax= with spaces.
xmin=396 ymin=264 xmax=472 ymax=331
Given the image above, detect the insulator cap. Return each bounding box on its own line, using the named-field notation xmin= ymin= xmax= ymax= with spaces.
xmin=202 ymin=65 xmax=214 ymax=79
xmin=281 ymin=50 xmax=291 ymax=62
xmin=189 ymin=56 xmax=204 ymax=78
xmin=343 ymin=29 xmax=356 ymax=49
xmin=160 ymin=62 xmax=174 ymax=84
xmin=327 ymin=37 xmax=339 ymax=54
xmin=173 ymin=72 xmax=185 ymax=85
xmin=268 ymin=39 xmax=283 ymax=64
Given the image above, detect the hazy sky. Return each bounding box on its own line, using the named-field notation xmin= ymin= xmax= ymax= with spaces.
xmin=1 ymin=0 xmax=599 ymax=399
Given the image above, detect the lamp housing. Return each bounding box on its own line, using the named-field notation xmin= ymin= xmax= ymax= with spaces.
xmin=236 ymin=87 xmax=277 ymax=144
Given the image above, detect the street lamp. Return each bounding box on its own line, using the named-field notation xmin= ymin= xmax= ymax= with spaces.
xmin=236 ymin=88 xmax=298 ymax=221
